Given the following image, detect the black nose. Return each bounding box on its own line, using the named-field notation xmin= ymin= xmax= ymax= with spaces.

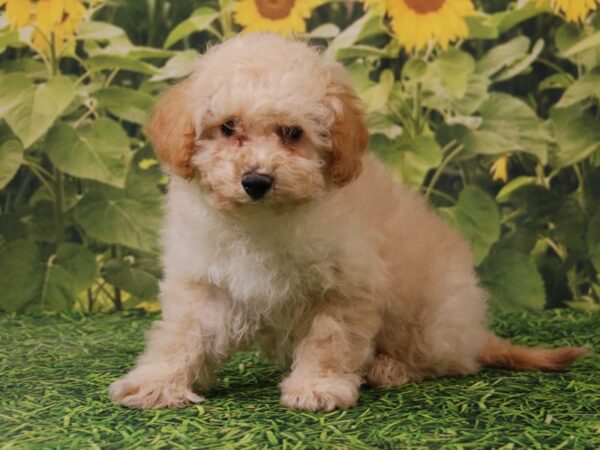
xmin=241 ymin=172 xmax=273 ymax=200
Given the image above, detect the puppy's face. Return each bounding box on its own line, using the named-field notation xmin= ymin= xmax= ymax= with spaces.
xmin=147 ymin=34 xmax=369 ymax=212
xmin=191 ymin=111 xmax=328 ymax=210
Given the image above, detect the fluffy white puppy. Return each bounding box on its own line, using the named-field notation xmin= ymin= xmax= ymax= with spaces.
xmin=110 ymin=34 xmax=586 ymax=411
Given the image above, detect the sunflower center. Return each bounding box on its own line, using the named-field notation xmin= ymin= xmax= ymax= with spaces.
xmin=404 ymin=0 xmax=445 ymax=14
xmin=254 ymin=0 xmax=296 ymax=20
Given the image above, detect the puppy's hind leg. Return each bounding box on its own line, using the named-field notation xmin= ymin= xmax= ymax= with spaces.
xmin=366 ymin=352 xmax=419 ymax=388
xmin=109 ymin=280 xmax=232 ymax=409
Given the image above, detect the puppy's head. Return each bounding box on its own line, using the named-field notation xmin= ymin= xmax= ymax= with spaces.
xmin=147 ymin=34 xmax=369 ymax=211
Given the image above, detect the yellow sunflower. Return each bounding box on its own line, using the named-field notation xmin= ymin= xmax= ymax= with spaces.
xmin=386 ymin=0 xmax=475 ymax=52
xmin=0 ymin=0 xmax=33 ymax=29
xmin=490 ymin=156 xmax=509 ymax=182
xmin=234 ymin=0 xmax=323 ymax=35
xmin=32 ymin=0 xmax=87 ymax=53
xmin=535 ymin=0 xmax=599 ymax=22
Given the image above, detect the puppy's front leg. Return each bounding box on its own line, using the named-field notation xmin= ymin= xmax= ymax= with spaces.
xmin=280 ymin=303 xmax=380 ymax=411
xmin=110 ymin=280 xmax=231 ymax=409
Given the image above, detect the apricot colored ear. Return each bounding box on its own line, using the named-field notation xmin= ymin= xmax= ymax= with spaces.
xmin=146 ymin=78 xmax=197 ymax=179
xmin=327 ymin=81 xmax=369 ymax=186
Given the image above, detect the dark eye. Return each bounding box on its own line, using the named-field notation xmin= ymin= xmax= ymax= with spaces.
xmin=278 ymin=126 xmax=303 ymax=142
xmin=220 ymin=120 xmax=236 ymax=137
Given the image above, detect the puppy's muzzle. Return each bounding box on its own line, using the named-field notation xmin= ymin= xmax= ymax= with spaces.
xmin=241 ymin=172 xmax=273 ymax=200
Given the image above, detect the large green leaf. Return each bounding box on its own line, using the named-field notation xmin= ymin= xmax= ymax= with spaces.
xmin=494 ymin=39 xmax=544 ymax=82
xmin=92 ymin=87 xmax=155 ymax=125
xmin=372 ymin=134 xmax=442 ymax=188
xmin=466 ymin=14 xmax=498 ymax=40
xmin=492 ymin=1 xmax=546 ymax=34
xmin=587 ymin=212 xmax=600 ymax=272
xmin=74 ymin=167 xmax=162 ymax=252
xmin=478 ymin=249 xmax=546 ymax=311
xmin=549 ymin=107 xmax=600 ymax=168
xmin=103 ymin=258 xmax=159 ymax=299
xmin=476 ymin=36 xmax=530 ymax=77
xmin=55 ymin=243 xmax=98 ymax=294
xmin=555 ymin=67 xmax=600 ymax=108
xmin=76 ymin=21 xmax=125 ymax=40
xmin=163 ymin=7 xmax=219 ymax=49
xmin=362 ymin=69 xmax=394 ymax=113
xmin=150 ymin=50 xmax=199 ymax=82
xmin=85 ymin=55 xmax=158 ymax=75
xmin=0 ymin=138 xmax=22 ymax=189
xmin=45 ymin=118 xmax=132 ymax=188
xmin=0 ymin=240 xmax=43 ymax=312
xmin=456 ymin=93 xmax=550 ymax=163
xmin=0 ymin=75 xmax=77 ymax=148
xmin=556 ymin=24 xmax=600 ymax=70
xmin=329 ymin=12 xmax=386 ymax=58
xmin=0 ymin=240 xmax=82 ymax=312
xmin=443 ymin=186 xmax=500 ymax=265
xmin=435 ymin=49 xmax=475 ymax=99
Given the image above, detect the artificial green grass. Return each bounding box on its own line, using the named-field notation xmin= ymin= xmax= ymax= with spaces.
xmin=1 ymin=310 xmax=598 ymax=449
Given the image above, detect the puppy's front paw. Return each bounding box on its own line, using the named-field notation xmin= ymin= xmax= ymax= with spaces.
xmin=280 ymin=374 xmax=360 ymax=411
xmin=109 ymin=367 xmax=204 ymax=409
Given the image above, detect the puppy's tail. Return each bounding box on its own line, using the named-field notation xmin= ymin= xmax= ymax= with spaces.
xmin=480 ymin=332 xmax=589 ymax=371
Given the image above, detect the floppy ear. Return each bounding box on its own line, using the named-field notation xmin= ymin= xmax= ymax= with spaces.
xmin=146 ymin=78 xmax=197 ymax=179
xmin=326 ymin=80 xmax=370 ymax=186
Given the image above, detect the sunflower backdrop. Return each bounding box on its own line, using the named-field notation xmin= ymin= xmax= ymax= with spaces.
xmin=0 ymin=0 xmax=599 ymax=314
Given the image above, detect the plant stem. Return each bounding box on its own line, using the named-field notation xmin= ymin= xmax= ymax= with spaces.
xmin=425 ymin=141 xmax=463 ymax=202
xmin=218 ymin=0 xmax=233 ymax=39
xmin=52 ymin=166 xmax=65 ymax=245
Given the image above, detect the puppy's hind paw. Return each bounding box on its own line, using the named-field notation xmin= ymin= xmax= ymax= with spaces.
xmin=280 ymin=374 xmax=360 ymax=411
xmin=109 ymin=374 xmax=204 ymax=409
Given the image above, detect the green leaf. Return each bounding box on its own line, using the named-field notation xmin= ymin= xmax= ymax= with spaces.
xmin=492 ymin=1 xmax=545 ymax=34
xmin=0 ymin=74 xmax=32 ymax=119
xmin=302 ymin=23 xmax=340 ymax=39
xmin=0 ymin=240 xmax=43 ymax=312
xmin=372 ymin=134 xmax=442 ymax=187
xmin=150 ymin=50 xmax=199 ymax=82
xmin=0 ymin=138 xmax=22 ymax=189
xmin=76 ymin=21 xmax=125 ymax=40
xmin=436 ymin=49 xmax=475 ymax=99
xmin=587 ymin=212 xmax=600 ymax=272
xmin=92 ymin=87 xmax=155 ymax=125
xmin=74 ymin=167 xmax=162 ymax=252
xmin=0 ymin=75 xmax=77 ymax=148
xmin=555 ymin=67 xmax=600 ymax=108
xmin=549 ymin=107 xmax=600 ymax=168
xmin=37 ymin=263 xmax=76 ymax=312
xmin=444 ymin=186 xmax=500 ymax=265
xmin=539 ymin=73 xmax=573 ymax=91
xmin=561 ymin=30 xmax=600 ymax=58
xmin=46 ymin=118 xmax=132 ymax=188
xmin=164 ymin=7 xmax=219 ymax=49
xmin=362 ymin=69 xmax=394 ymax=113
xmin=85 ymin=55 xmax=158 ymax=75
xmin=494 ymin=39 xmax=544 ymax=82
xmin=556 ymin=24 xmax=600 ymax=70
xmin=55 ymin=243 xmax=98 ymax=294
xmin=466 ymin=14 xmax=498 ymax=40
xmin=329 ymin=12 xmax=386 ymax=57
xmin=0 ymin=28 xmax=20 ymax=54
xmin=496 ymin=176 xmax=536 ymax=203
xmin=476 ymin=36 xmax=530 ymax=77
xmin=103 ymin=258 xmax=159 ymax=299
xmin=456 ymin=93 xmax=550 ymax=163
xmin=479 ymin=249 xmax=546 ymax=311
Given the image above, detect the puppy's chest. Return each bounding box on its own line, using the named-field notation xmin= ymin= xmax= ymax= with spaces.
xmin=207 ymin=233 xmax=337 ymax=308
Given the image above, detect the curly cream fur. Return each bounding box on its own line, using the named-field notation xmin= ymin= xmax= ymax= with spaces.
xmin=110 ymin=34 xmax=584 ymax=412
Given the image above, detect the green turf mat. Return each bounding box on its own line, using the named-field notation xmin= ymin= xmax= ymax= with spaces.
xmin=1 ymin=310 xmax=598 ymax=449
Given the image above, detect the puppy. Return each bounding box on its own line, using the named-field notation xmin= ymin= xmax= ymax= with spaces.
xmin=110 ymin=34 xmax=586 ymax=411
